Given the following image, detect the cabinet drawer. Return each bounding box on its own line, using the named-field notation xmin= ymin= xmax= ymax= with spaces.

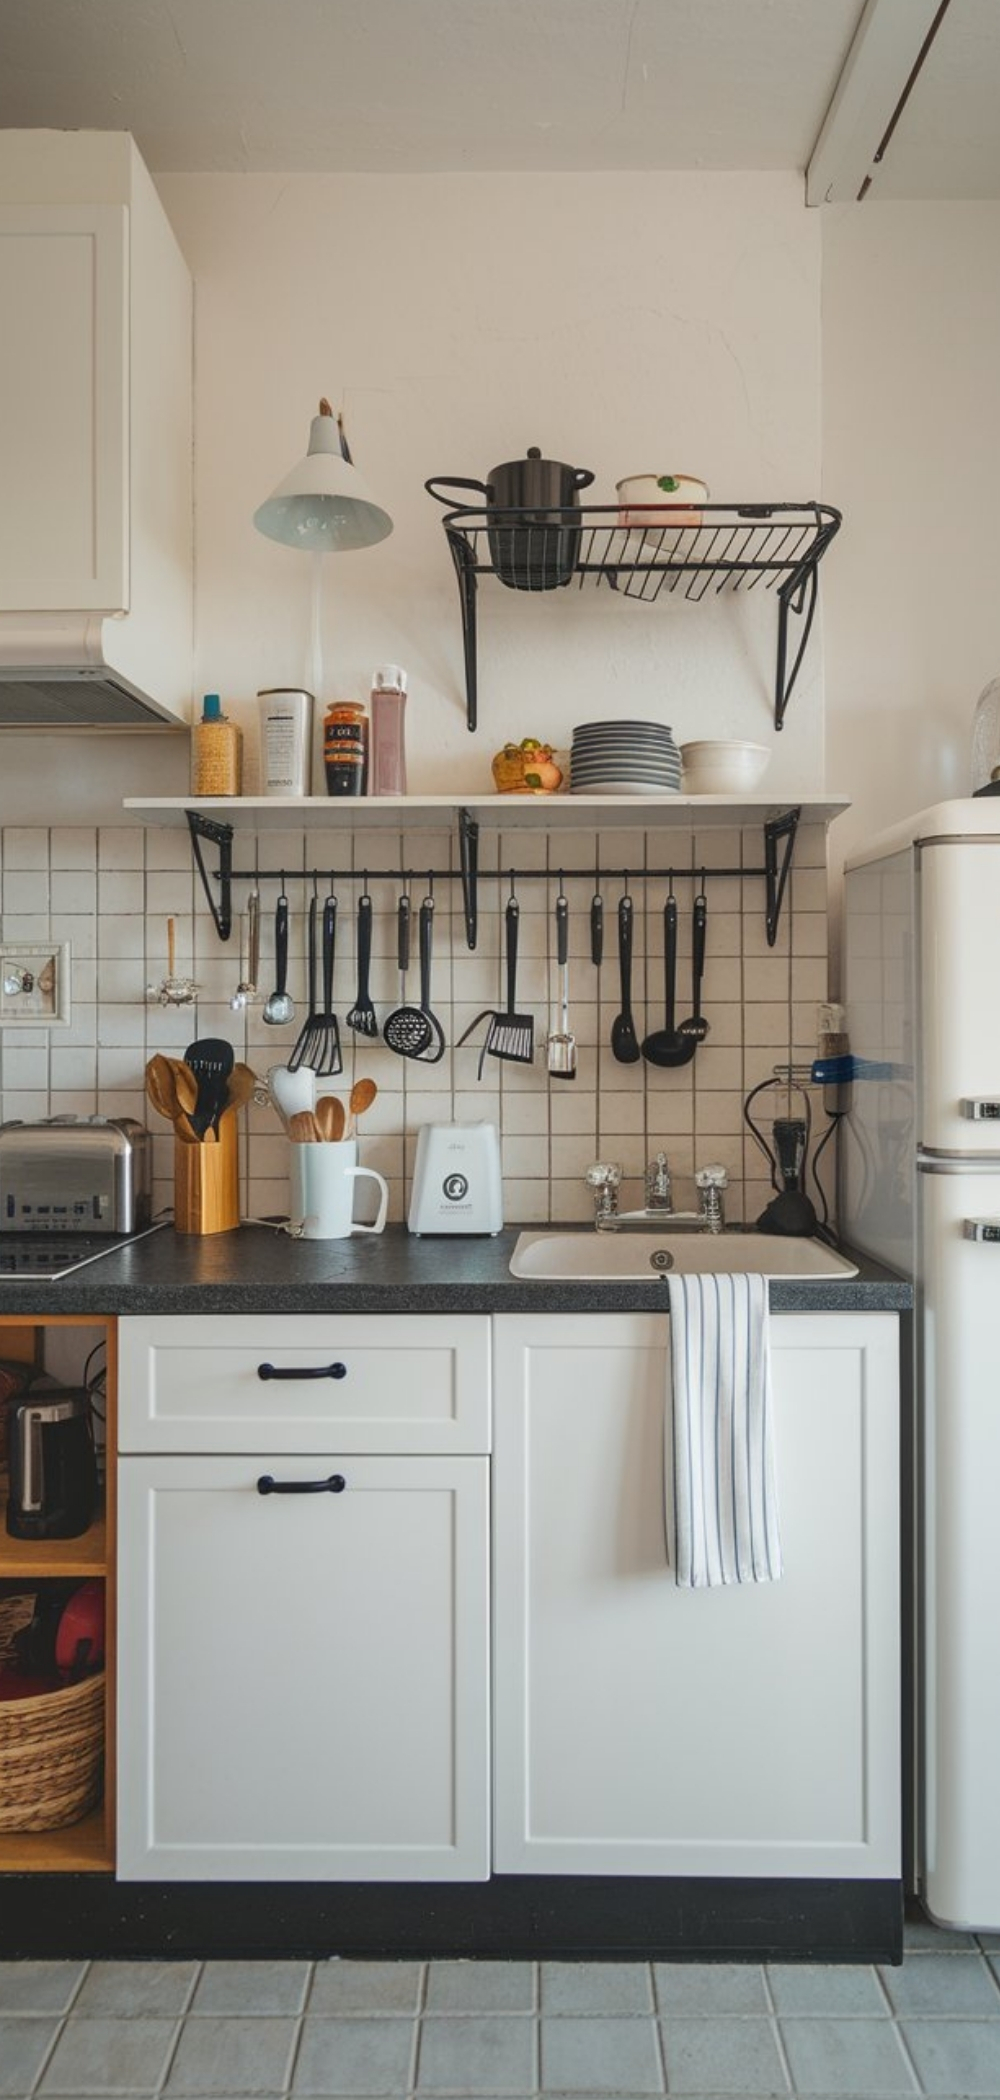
xmin=119 ymin=1315 xmax=490 ymax=1454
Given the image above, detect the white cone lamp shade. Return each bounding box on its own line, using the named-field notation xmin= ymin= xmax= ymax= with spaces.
xmin=253 ymin=399 xmax=393 ymax=553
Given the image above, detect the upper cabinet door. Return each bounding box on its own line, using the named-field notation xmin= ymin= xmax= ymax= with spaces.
xmin=0 ymin=205 xmax=128 ymax=612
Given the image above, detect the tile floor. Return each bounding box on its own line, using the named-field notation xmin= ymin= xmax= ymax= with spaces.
xmin=2 ymin=1916 xmax=1000 ymax=2098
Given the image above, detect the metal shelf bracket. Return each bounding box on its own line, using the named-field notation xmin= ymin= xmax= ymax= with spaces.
xmin=186 ymin=809 xmax=234 ymax=942
xmin=764 ymin=807 xmax=800 ymax=947
xmin=458 ymin=807 xmax=480 ymax=948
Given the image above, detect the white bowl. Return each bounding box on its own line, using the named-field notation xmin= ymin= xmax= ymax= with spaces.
xmin=615 ymin=473 xmax=708 ymax=529
xmin=679 ymin=740 xmax=770 ymax=795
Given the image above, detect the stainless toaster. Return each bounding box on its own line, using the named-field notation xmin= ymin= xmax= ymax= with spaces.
xmin=0 ymin=1115 xmax=152 ymax=1235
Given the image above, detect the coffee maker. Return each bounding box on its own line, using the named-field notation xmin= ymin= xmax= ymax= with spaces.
xmin=7 ymin=1388 xmax=98 ymax=1541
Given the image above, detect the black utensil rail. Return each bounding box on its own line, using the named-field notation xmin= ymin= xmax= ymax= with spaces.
xmin=430 ymin=499 xmax=842 ymax=733
xmin=185 ymin=805 xmax=800 ymax=951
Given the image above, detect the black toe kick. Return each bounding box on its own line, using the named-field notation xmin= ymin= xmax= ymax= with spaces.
xmin=0 ymin=1876 xmax=903 ymax=1964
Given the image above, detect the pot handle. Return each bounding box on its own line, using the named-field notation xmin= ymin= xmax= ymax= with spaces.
xmin=424 ymin=476 xmax=493 ymax=506
xmin=573 ymin=468 xmax=596 ymax=491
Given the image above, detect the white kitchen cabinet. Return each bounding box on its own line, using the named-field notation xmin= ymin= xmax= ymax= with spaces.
xmin=493 ymin=1311 xmax=900 ymax=1881
xmin=118 ymin=1313 xmax=491 ymax=1456
xmin=0 ymin=131 xmax=192 ymax=722
xmin=117 ymin=1316 xmax=491 ymax=1882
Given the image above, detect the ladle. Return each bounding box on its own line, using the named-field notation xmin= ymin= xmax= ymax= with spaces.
xmin=262 ymin=890 xmax=295 ymax=1026
xmin=642 ymin=893 xmax=695 ymax=1068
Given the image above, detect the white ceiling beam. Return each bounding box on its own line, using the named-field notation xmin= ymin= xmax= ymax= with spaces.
xmin=806 ymin=0 xmax=951 ymax=205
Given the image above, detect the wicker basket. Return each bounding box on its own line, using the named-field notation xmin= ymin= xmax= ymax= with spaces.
xmin=0 ymin=1671 xmax=104 ymax=1832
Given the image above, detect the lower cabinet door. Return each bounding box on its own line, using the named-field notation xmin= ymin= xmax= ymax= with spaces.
xmin=493 ymin=1312 xmax=900 ymax=1880
xmin=117 ymin=1454 xmax=489 ymax=1880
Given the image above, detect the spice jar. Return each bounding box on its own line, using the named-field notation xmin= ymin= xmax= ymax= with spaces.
xmin=324 ymin=700 xmax=368 ymax=797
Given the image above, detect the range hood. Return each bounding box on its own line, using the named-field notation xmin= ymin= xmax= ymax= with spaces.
xmin=0 ymin=619 xmax=188 ymax=731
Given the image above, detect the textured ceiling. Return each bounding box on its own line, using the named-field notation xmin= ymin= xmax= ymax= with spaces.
xmin=0 ymin=0 xmax=998 ymax=196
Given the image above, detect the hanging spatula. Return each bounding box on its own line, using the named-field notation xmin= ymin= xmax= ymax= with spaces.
xmin=546 ymin=891 xmax=577 ymax=1079
xmin=480 ymin=890 xmax=534 ymax=1073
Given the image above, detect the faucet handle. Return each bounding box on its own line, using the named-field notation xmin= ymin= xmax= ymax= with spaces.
xmin=585 ymin=1161 xmax=621 ymax=1219
xmin=695 ymin=1162 xmax=728 ymax=1188
xmin=585 ymin=1161 xmax=622 ymax=1191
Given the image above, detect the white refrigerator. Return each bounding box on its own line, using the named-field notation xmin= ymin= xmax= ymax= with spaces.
xmin=843 ymin=799 xmax=1000 ymax=1930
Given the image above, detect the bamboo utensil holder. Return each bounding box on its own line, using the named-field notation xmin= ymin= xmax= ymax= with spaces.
xmin=173 ymin=1112 xmax=239 ymax=1234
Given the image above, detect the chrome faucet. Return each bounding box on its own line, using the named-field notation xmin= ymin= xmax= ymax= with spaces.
xmin=585 ymin=1157 xmax=729 ymax=1233
xmin=645 ymin=1151 xmax=672 ymax=1211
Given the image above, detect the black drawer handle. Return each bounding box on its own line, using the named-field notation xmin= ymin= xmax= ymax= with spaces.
xmin=257 ymin=1473 xmax=347 ymax=1496
xmin=257 ymin=1361 xmax=347 ymax=1382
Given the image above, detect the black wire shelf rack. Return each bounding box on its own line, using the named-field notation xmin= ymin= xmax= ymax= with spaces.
xmin=432 ymin=499 xmax=842 ymax=735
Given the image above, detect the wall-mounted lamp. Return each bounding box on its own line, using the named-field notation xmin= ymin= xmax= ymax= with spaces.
xmin=253 ymin=398 xmax=393 ymax=730
xmin=253 ymin=398 xmax=393 ymax=553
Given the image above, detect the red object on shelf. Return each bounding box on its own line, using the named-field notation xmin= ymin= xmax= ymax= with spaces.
xmin=55 ymin=1580 xmax=105 ymax=1677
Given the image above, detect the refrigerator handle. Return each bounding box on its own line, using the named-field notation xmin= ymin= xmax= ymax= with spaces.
xmin=963 ymin=1218 xmax=1000 ymax=1242
xmin=959 ymin=1099 xmax=1000 ymax=1122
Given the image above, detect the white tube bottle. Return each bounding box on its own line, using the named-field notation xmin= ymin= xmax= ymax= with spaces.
xmin=257 ymin=688 xmax=313 ymax=796
xmin=369 ymin=666 xmax=408 ymax=796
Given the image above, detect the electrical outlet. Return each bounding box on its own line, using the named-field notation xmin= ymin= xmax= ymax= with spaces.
xmin=0 ymin=942 xmax=71 ymax=1027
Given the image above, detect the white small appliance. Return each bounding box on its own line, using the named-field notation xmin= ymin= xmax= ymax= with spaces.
xmin=408 ymin=1122 xmax=503 ymax=1236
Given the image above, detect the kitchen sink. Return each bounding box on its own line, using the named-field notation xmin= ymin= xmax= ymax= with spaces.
xmin=509 ymin=1229 xmax=859 ymax=1281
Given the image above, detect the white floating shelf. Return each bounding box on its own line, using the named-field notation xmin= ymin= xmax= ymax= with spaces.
xmin=125 ymin=794 xmax=850 ymax=832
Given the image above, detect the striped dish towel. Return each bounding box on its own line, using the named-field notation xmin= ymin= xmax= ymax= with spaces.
xmin=665 ymin=1271 xmax=782 ymax=1588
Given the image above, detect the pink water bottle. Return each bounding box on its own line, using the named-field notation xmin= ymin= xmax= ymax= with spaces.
xmin=369 ymin=665 xmax=408 ymax=796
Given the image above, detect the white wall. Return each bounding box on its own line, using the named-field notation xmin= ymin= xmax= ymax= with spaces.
xmin=822 ymin=199 xmax=1000 ymax=962
xmin=161 ymin=168 xmax=823 ymax=797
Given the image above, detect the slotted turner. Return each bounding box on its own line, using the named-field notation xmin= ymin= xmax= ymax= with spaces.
xmin=480 ymin=893 xmax=534 ymax=1074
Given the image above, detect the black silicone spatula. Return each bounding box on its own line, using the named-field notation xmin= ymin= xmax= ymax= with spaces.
xmin=610 ymin=894 xmax=641 ymax=1064
xmin=184 ymin=1036 xmax=235 ymax=1139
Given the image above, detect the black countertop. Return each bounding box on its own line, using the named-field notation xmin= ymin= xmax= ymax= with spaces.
xmin=0 ymin=1222 xmax=912 ymax=1318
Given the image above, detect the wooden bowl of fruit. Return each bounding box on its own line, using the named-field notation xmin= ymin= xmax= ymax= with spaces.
xmin=491 ymin=739 xmax=564 ymax=794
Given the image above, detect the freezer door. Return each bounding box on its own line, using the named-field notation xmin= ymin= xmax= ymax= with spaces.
xmin=919 ymin=841 xmax=1000 ymax=1155
xmin=919 ymin=1161 xmax=1000 ymax=1927
xmin=842 ymin=848 xmax=915 ymax=1272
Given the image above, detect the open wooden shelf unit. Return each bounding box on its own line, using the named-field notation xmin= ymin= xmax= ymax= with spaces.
xmin=0 ymin=1315 xmax=116 ymax=1874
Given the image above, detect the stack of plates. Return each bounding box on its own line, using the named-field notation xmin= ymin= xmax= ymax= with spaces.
xmin=569 ymin=719 xmax=682 ymax=796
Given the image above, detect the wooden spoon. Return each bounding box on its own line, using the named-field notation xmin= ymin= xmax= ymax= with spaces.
xmin=316 ymin=1094 xmax=346 ymax=1142
xmin=347 ymin=1077 xmax=378 ymax=1137
xmin=219 ymin=1062 xmax=257 ymax=1119
xmin=166 ymin=1058 xmax=199 ymax=1118
xmin=145 ymin=1053 xmax=177 ymax=1123
xmin=145 ymin=1054 xmax=198 ymax=1143
xmin=288 ymin=1109 xmax=322 ymax=1143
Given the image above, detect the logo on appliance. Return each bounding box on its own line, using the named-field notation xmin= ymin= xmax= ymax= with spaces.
xmin=442 ymin=1173 xmax=469 ymax=1202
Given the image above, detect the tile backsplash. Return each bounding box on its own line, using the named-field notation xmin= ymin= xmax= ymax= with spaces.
xmin=0 ymin=818 xmax=830 ymax=1230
